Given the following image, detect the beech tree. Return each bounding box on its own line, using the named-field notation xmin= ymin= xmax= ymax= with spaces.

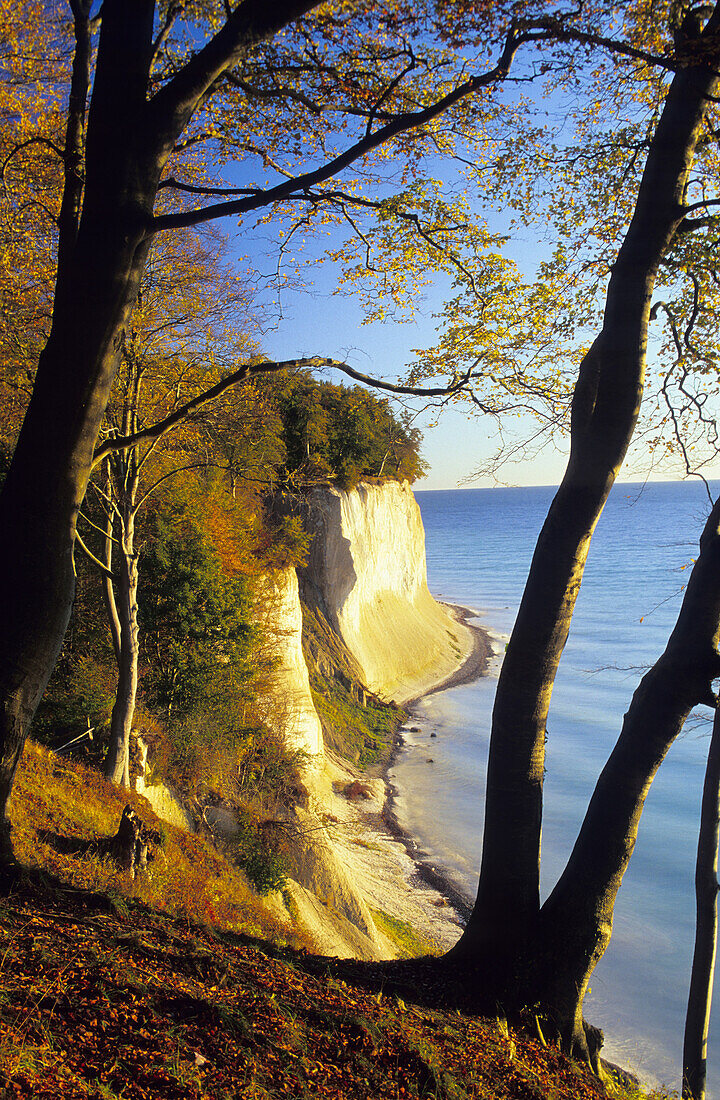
xmin=683 ymin=705 xmax=720 ymax=1100
xmin=440 ymin=2 xmax=720 ymax=1071
xmin=85 ymin=228 xmax=262 ymax=786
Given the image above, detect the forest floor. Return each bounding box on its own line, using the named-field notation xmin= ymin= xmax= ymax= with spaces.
xmin=0 ymin=741 xmax=672 ymax=1100
xmin=0 ymin=874 xmax=664 ymax=1100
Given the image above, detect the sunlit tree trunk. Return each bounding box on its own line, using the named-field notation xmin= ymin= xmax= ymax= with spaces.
xmin=103 ymin=468 xmax=140 ymax=788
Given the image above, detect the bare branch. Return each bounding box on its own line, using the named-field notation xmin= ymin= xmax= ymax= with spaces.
xmin=78 ymin=509 xmax=119 ymax=544
xmin=678 ymin=213 xmax=720 ymax=233
xmin=157 ymin=177 xmax=256 ymax=196
xmin=364 ymin=41 xmax=417 ymax=139
xmin=526 ymin=14 xmax=679 ymax=71
xmin=151 ymin=3 xmax=183 ymax=67
xmin=223 ymin=69 xmax=323 ymax=115
xmin=133 ymin=462 xmax=211 ymax=513
xmin=74 ymin=530 xmax=117 ymax=580
xmin=683 ymin=197 xmax=720 ymax=214
xmin=0 ymin=138 xmax=65 ymax=187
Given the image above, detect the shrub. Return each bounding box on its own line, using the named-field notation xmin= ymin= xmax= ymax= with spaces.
xmin=232 ymin=811 xmax=288 ymax=896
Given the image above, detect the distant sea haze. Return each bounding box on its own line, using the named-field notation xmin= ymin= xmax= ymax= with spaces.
xmin=393 ymin=482 xmax=720 ymax=1095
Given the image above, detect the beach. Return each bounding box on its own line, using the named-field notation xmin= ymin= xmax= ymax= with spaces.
xmin=314 ymin=605 xmax=492 ymax=955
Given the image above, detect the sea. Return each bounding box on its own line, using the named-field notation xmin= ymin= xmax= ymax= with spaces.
xmin=391 ymin=480 xmax=720 ymax=1095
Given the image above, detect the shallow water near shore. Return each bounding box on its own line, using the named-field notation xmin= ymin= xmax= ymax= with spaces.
xmin=391 ymin=481 xmax=719 ymax=1095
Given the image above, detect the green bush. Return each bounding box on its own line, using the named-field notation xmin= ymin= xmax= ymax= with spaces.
xmin=232 ymin=811 xmax=288 ymax=896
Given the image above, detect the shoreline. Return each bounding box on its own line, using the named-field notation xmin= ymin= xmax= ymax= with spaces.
xmin=380 ymin=604 xmax=493 ymax=922
xmin=402 ymin=603 xmax=493 ymax=707
xmin=367 ymin=613 xmax=645 ymax=1094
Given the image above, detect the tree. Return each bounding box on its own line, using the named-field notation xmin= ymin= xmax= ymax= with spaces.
xmin=262 ymin=370 xmax=426 ymax=489
xmin=444 ymin=3 xmax=720 ymax=1066
xmin=3 ymin=3 xmax=720 ymax=1083
xmin=138 ymin=491 xmax=255 ymax=722
xmin=0 ymin=0 xmax=68 ymax=454
xmin=682 ymin=704 xmax=720 ymax=1100
xmin=86 ymin=226 xmax=263 ymax=786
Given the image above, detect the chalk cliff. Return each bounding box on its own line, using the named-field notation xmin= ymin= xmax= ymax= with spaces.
xmin=252 ymin=481 xmax=474 ymax=958
xmin=299 ymin=481 xmax=473 ymax=703
xmin=255 ymin=569 xmax=324 ymax=760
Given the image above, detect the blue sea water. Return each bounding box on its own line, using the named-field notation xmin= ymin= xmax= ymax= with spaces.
xmin=393 ymin=481 xmax=719 ymax=1094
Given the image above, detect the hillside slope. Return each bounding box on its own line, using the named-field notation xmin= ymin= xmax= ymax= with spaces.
xmin=0 ymin=877 xmax=646 ymax=1100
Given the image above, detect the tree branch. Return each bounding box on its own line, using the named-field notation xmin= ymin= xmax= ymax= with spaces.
xmin=146 ymin=0 xmax=323 ymax=157
xmin=157 ymin=177 xmax=256 ymax=196
xmin=92 ymin=356 xmax=475 ymax=465
xmin=0 ymin=138 xmax=66 ymax=187
xmin=133 ymin=462 xmax=211 ymax=513
xmin=148 ymin=25 xmax=538 ymax=235
xmin=74 ymin=530 xmax=117 ymax=580
xmin=151 ymin=2 xmax=183 ymax=67
xmin=678 ymin=213 xmax=720 ymax=232
xmin=526 ymin=15 xmax=680 ymax=71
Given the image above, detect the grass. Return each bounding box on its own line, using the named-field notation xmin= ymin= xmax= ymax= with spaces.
xmin=7 ymin=739 xmax=310 ymax=950
xmin=311 ymin=671 xmax=401 ymax=767
xmin=302 ymin=604 xmax=405 ymax=769
xmin=372 ymin=909 xmax=437 ymax=959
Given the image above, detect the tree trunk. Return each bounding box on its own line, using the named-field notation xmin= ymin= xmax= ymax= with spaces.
xmin=530 ymin=495 xmax=720 ymax=1053
xmin=0 ymin=0 xmax=326 ymax=874
xmin=0 ymin=237 xmax=148 ymax=871
xmin=0 ymin=198 xmax=156 ymax=867
xmin=682 ymin=705 xmax=720 ymax=1100
xmin=104 ymin=503 xmax=140 ymax=788
xmin=0 ymin=1 xmax=161 ymax=872
xmin=454 ymin=12 xmax=720 ymax=991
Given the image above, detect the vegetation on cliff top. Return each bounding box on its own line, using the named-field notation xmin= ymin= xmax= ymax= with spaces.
xmin=30 ymin=368 xmax=419 ymax=777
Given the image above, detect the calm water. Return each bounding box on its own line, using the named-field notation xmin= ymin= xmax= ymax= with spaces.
xmin=393 ymin=481 xmax=718 ymax=1093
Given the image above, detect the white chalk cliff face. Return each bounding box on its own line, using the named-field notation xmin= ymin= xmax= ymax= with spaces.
xmin=301 ymin=481 xmax=473 ymax=703
xmin=138 ymin=484 xmax=470 ymax=961
xmin=256 ymin=569 xmax=324 ymax=759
